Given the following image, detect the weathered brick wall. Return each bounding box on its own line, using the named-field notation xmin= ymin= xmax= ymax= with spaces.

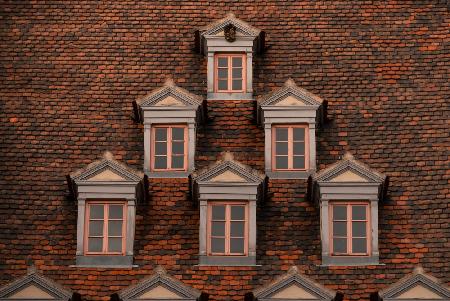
xmin=0 ymin=1 xmax=448 ymax=300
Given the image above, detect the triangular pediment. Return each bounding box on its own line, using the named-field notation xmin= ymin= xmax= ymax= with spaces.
xmin=137 ymin=79 xmax=202 ymax=108
xmin=119 ymin=266 xmax=200 ymax=301
xmin=259 ymin=79 xmax=323 ymax=107
xmin=314 ymin=153 xmax=385 ymax=183
xmin=380 ymin=268 xmax=450 ymax=300
xmin=200 ymin=13 xmax=261 ymax=38
xmin=254 ymin=266 xmax=335 ymax=301
xmin=0 ymin=269 xmax=72 ymax=300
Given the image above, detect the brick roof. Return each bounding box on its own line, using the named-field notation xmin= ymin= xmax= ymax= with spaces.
xmin=0 ymin=2 xmax=448 ymax=301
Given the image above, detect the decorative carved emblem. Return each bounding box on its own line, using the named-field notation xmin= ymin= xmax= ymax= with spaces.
xmin=224 ymin=24 xmax=237 ymax=42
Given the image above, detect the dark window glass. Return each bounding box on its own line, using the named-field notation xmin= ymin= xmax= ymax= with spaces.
xmin=293 ymin=156 xmax=305 ymax=169
xmin=333 ymin=221 xmax=347 ymax=237
xmin=230 ymin=221 xmax=245 ymax=237
xmin=293 ymin=128 xmax=305 ymax=141
xmin=155 ymin=142 xmax=166 ymax=155
xmin=352 ymin=221 xmax=366 ymax=237
xmin=218 ymin=80 xmax=228 ymax=90
xmin=232 ymin=57 xmax=242 ymax=67
xmin=218 ymin=68 xmax=228 ymax=78
xmin=230 ymin=238 xmax=245 ymax=254
xmin=333 ymin=238 xmax=347 ymax=253
xmin=218 ymin=57 xmax=228 ymax=67
xmin=171 ymin=156 xmax=184 ymax=169
xmin=89 ymin=221 xmax=103 ymax=236
xmin=211 ymin=237 xmax=225 ymax=253
xmin=352 ymin=238 xmax=367 ymax=253
xmin=232 ymin=68 xmax=242 ymax=78
xmin=109 ymin=205 xmax=123 ymax=219
xmin=275 ymin=128 xmax=288 ymax=141
xmin=232 ymin=80 xmax=242 ymax=90
xmin=154 ymin=156 xmax=167 ymax=169
xmin=88 ymin=238 xmax=103 ymax=252
xmin=276 ymin=156 xmax=288 ymax=169
xmin=231 ymin=206 xmax=245 ymax=220
xmin=212 ymin=205 xmax=226 ymax=220
xmin=333 ymin=206 xmax=347 ymax=220
xmin=90 ymin=205 xmax=104 ymax=219
xmin=276 ymin=142 xmax=288 ymax=155
xmin=293 ymin=142 xmax=305 ymax=155
xmin=108 ymin=238 xmax=122 ymax=252
xmin=108 ymin=221 xmax=122 ymax=236
xmin=352 ymin=206 xmax=366 ymax=220
xmin=155 ymin=128 xmax=167 ymax=141
xmin=211 ymin=221 xmax=225 ymax=236
xmin=172 ymin=128 xmax=184 ymax=141
xmin=172 ymin=141 xmax=184 ymax=155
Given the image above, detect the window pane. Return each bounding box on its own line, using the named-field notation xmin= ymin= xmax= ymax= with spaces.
xmin=218 ymin=57 xmax=228 ymax=67
xmin=90 ymin=205 xmax=104 ymax=219
xmin=108 ymin=237 xmax=122 ymax=253
xmin=211 ymin=221 xmax=225 ymax=236
xmin=232 ymin=79 xmax=242 ymax=90
xmin=232 ymin=57 xmax=242 ymax=67
xmin=230 ymin=238 xmax=245 ymax=254
xmin=276 ymin=156 xmax=288 ymax=169
xmin=230 ymin=221 xmax=245 ymax=237
xmin=88 ymin=238 xmax=103 ymax=252
xmin=154 ymin=156 xmax=167 ymax=169
xmin=231 ymin=206 xmax=245 ymax=220
xmin=293 ymin=156 xmax=305 ymax=169
xmin=218 ymin=79 xmax=228 ymax=90
xmin=155 ymin=128 xmax=167 ymax=141
xmin=211 ymin=237 xmax=225 ymax=253
xmin=333 ymin=206 xmax=347 ymax=220
xmin=333 ymin=221 xmax=347 ymax=237
xmin=352 ymin=221 xmax=366 ymax=237
xmin=108 ymin=220 xmax=123 ymax=236
xmin=211 ymin=205 xmax=225 ymax=220
xmin=171 ymin=156 xmax=184 ymax=169
xmin=276 ymin=142 xmax=288 ymax=155
xmin=293 ymin=128 xmax=305 ymax=141
xmin=155 ymin=142 xmax=166 ymax=155
xmin=333 ymin=238 xmax=347 ymax=253
xmin=232 ymin=68 xmax=242 ymax=78
xmin=352 ymin=206 xmax=367 ymax=220
xmin=293 ymin=142 xmax=305 ymax=155
xmin=172 ymin=141 xmax=184 ymax=155
xmin=352 ymin=238 xmax=367 ymax=254
xmin=88 ymin=221 xmax=103 ymax=236
xmin=275 ymin=128 xmax=288 ymax=141
xmin=218 ymin=68 xmax=228 ymax=78
xmin=109 ymin=205 xmax=123 ymax=219
xmin=172 ymin=127 xmax=185 ymax=141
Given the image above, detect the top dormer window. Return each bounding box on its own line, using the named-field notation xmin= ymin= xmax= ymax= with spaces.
xmin=215 ymin=53 xmax=246 ymax=92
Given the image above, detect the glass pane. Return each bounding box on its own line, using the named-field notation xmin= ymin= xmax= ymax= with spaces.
xmin=293 ymin=128 xmax=305 ymax=141
xmin=211 ymin=205 xmax=225 ymax=220
xmin=276 ymin=156 xmax=288 ymax=169
xmin=172 ymin=127 xmax=185 ymax=140
xmin=232 ymin=79 xmax=242 ymax=90
xmin=218 ymin=57 xmax=228 ymax=67
xmin=352 ymin=221 xmax=366 ymax=237
xmin=108 ymin=220 xmax=123 ymax=236
xmin=230 ymin=238 xmax=245 ymax=254
xmin=218 ymin=79 xmax=228 ymax=90
xmin=109 ymin=205 xmax=123 ymax=219
xmin=90 ymin=205 xmax=104 ymax=219
xmin=276 ymin=142 xmax=288 ymax=155
xmin=275 ymin=128 xmax=288 ymax=141
xmin=231 ymin=206 xmax=245 ymax=220
xmin=211 ymin=237 xmax=225 ymax=253
xmin=232 ymin=68 xmax=242 ymax=78
xmin=333 ymin=238 xmax=347 ymax=253
xmin=155 ymin=128 xmax=167 ymax=141
xmin=333 ymin=221 xmax=347 ymax=237
xmin=352 ymin=238 xmax=367 ymax=254
xmin=232 ymin=57 xmax=242 ymax=67
xmin=108 ymin=237 xmax=122 ymax=252
xmin=293 ymin=156 xmax=305 ymax=169
xmin=352 ymin=206 xmax=367 ymax=220
xmin=88 ymin=221 xmax=103 ymax=236
xmin=171 ymin=156 xmax=184 ymax=169
xmin=154 ymin=156 xmax=167 ymax=169
xmin=211 ymin=221 xmax=225 ymax=236
xmin=155 ymin=142 xmax=166 ymax=155
xmin=230 ymin=221 xmax=245 ymax=237
xmin=333 ymin=205 xmax=347 ymax=220
xmin=218 ymin=68 xmax=228 ymax=78
xmin=293 ymin=142 xmax=305 ymax=155
xmin=88 ymin=238 xmax=103 ymax=252
xmin=172 ymin=141 xmax=184 ymax=155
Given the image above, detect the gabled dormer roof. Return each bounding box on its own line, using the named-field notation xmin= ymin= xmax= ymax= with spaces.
xmin=379 ymin=267 xmax=450 ymax=300
xmin=253 ymin=266 xmax=336 ymax=301
xmin=0 ymin=267 xmax=73 ymax=300
xmin=259 ymin=79 xmax=323 ymax=107
xmin=137 ymin=79 xmax=202 ymax=108
xmin=314 ymin=153 xmax=385 ymax=183
xmin=199 ymin=13 xmax=261 ymax=39
xmin=71 ymin=151 xmax=143 ymax=183
xmin=118 ymin=266 xmax=201 ymax=300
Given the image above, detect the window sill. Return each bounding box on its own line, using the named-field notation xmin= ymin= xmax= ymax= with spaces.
xmin=76 ymin=255 xmax=134 ymax=267
xmin=198 ymin=255 xmax=256 ymax=266
xmin=207 ymin=92 xmax=253 ymax=101
xmin=145 ymin=171 xmax=191 ymax=178
xmin=266 ymin=170 xmax=312 ymax=179
xmin=321 ymin=255 xmax=380 ymax=266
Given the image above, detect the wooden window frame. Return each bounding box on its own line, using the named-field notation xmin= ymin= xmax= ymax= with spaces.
xmin=329 ymin=202 xmax=371 ymax=256
xmin=207 ymin=202 xmax=248 ymax=256
xmin=84 ymin=201 xmax=127 ymax=255
xmin=214 ymin=53 xmax=246 ymax=93
xmin=271 ymin=124 xmax=309 ymax=171
xmin=151 ymin=125 xmax=188 ymax=172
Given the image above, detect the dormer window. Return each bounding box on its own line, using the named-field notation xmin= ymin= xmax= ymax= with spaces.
xmin=215 ymin=53 xmax=246 ymax=92
xmin=151 ymin=125 xmax=187 ymax=171
xmin=272 ymin=125 xmax=309 ymax=171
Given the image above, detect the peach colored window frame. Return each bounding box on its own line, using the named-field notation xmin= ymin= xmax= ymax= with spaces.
xmin=207 ymin=202 xmax=248 ymax=256
xmin=84 ymin=201 xmax=127 ymax=255
xmin=214 ymin=53 xmax=246 ymax=93
xmin=271 ymin=124 xmax=310 ymax=171
xmin=151 ymin=125 xmax=188 ymax=171
xmin=329 ymin=202 xmax=371 ymax=256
